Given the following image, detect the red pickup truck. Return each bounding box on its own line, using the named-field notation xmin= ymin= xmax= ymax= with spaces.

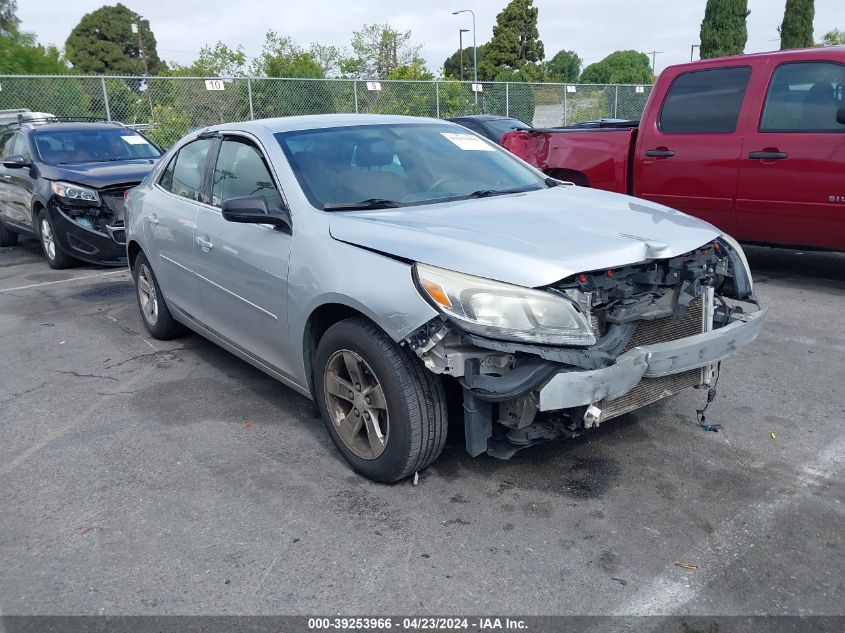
xmin=503 ymin=47 xmax=845 ymax=251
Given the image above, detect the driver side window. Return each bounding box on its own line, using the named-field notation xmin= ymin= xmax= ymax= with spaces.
xmin=211 ymin=138 xmax=283 ymax=210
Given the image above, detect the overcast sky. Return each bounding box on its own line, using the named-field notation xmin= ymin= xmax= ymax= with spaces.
xmin=17 ymin=0 xmax=844 ymax=76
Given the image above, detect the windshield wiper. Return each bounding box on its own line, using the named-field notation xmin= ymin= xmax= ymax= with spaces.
xmin=465 ymin=185 xmax=541 ymax=199
xmin=323 ymin=198 xmax=404 ymax=211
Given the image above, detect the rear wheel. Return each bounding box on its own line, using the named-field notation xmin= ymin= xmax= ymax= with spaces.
xmin=0 ymin=221 xmax=18 ymax=247
xmin=132 ymin=252 xmax=186 ymax=340
xmin=38 ymin=209 xmax=76 ymax=269
xmin=314 ymin=317 xmax=448 ymax=482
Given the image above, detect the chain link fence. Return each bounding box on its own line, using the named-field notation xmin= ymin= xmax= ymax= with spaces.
xmin=0 ymin=75 xmax=653 ymax=147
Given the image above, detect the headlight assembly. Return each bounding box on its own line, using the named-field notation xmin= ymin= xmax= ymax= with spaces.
xmin=50 ymin=181 xmax=100 ymax=204
xmin=414 ymin=263 xmax=596 ymax=346
xmin=719 ymin=233 xmax=753 ymax=296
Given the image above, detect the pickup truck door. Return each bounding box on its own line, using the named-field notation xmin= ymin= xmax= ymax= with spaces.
xmin=193 ymin=135 xmax=294 ymax=377
xmin=736 ymin=59 xmax=845 ymax=250
xmin=633 ymin=66 xmax=753 ymax=235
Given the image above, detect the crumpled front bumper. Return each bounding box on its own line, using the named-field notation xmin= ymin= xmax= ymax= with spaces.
xmin=537 ymin=306 xmax=767 ymax=412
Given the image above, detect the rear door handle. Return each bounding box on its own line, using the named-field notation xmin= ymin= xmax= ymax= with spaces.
xmin=145 ymin=214 xmax=159 ymax=225
xmin=196 ymin=235 xmax=214 ymax=251
xmin=645 ymin=149 xmax=675 ymax=158
xmin=748 ymin=151 xmax=788 ymax=160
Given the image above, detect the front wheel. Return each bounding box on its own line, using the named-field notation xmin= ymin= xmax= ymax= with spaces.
xmin=314 ymin=317 xmax=448 ymax=482
xmin=38 ymin=210 xmax=76 ymax=269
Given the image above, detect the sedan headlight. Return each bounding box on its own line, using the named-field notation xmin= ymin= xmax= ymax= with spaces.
xmin=415 ymin=263 xmax=596 ymax=346
xmin=50 ymin=181 xmax=100 ymax=204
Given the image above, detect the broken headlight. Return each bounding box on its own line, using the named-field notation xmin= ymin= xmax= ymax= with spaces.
xmin=414 ymin=263 xmax=596 ymax=346
xmin=50 ymin=181 xmax=101 ymax=204
xmin=719 ymin=233 xmax=753 ymax=296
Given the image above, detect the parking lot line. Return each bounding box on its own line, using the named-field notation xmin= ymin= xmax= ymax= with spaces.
xmin=0 ymin=269 xmax=129 ymax=294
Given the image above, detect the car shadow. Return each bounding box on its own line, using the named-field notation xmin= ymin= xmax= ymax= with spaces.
xmin=742 ymin=244 xmax=845 ymax=288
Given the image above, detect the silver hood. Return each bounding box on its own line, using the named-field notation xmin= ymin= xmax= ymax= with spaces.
xmin=329 ymin=185 xmax=722 ymax=288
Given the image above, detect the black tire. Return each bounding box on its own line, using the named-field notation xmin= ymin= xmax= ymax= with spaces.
xmin=37 ymin=209 xmax=76 ymax=269
xmin=0 ymin=220 xmax=18 ymax=247
xmin=314 ymin=316 xmax=448 ymax=483
xmin=131 ymin=252 xmax=186 ymax=340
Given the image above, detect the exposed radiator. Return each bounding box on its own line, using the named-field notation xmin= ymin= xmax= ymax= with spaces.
xmin=599 ymin=296 xmax=705 ymax=421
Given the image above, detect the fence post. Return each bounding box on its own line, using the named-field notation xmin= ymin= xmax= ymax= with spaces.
xmin=100 ymin=77 xmax=112 ymax=121
xmin=614 ymin=85 xmax=619 ymax=118
xmin=247 ymin=78 xmax=255 ymax=120
xmin=505 ymin=82 xmax=510 ymax=117
xmin=563 ymin=84 xmax=567 ymax=126
xmin=353 ymin=80 xmax=359 ymax=113
xmin=435 ymin=80 xmax=440 ymax=118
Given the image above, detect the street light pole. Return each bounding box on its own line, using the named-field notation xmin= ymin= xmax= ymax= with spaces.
xmin=452 ymin=9 xmax=477 ymax=103
xmin=690 ymin=44 xmax=700 ymax=62
xmin=459 ymin=29 xmax=469 ymax=82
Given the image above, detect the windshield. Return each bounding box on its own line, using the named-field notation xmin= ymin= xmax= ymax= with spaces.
xmin=275 ymin=123 xmax=547 ymax=209
xmin=32 ymin=128 xmax=161 ymax=164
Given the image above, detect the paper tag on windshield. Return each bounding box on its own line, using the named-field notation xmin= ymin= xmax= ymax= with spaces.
xmin=440 ymin=132 xmax=495 ymax=151
xmin=122 ymin=135 xmax=151 ymax=145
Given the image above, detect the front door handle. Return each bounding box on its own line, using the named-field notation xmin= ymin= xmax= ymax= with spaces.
xmin=196 ymin=235 xmax=214 ymax=251
xmin=645 ymin=148 xmax=675 ymax=158
xmin=748 ymin=151 xmax=788 ymax=160
xmin=145 ymin=214 xmax=159 ymax=225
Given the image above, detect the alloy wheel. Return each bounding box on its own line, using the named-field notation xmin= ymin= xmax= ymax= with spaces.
xmin=40 ymin=219 xmax=56 ymax=261
xmin=323 ymin=349 xmax=389 ymax=460
xmin=137 ymin=264 xmax=159 ymax=326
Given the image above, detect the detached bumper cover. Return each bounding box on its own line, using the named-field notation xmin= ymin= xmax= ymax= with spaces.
xmin=537 ymin=307 xmax=767 ymax=412
xmin=48 ymin=205 xmax=127 ymax=266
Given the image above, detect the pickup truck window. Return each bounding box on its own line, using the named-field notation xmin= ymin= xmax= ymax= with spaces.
xmin=760 ymin=61 xmax=845 ymax=132
xmin=659 ymin=66 xmax=752 ymax=134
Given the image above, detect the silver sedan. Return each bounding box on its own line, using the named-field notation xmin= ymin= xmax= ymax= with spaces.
xmin=125 ymin=114 xmax=764 ymax=482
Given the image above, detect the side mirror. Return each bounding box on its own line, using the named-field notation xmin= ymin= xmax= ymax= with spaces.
xmin=837 ymin=105 xmax=845 ymax=126
xmin=2 ymin=155 xmax=30 ymax=169
xmin=221 ymin=195 xmax=291 ymax=230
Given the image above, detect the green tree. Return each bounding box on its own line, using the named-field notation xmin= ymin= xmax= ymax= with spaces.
xmin=0 ymin=0 xmax=19 ymax=35
xmin=580 ymin=50 xmax=652 ymax=84
xmin=443 ymin=45 xmax=485 ymax=81
xmin=479 ymin=0 xmax=544 ymax=80
xmin=66 ymin=3 xmax=164 ymax=74
xmin=0 ymin=29 xmax=67 ymax=73
xmin=251 ymin=31 xmax=324 ymax=78
xmin=699 ymin=0 xmax=749 ymax=59
xmin=387 ymin=58 xmax=434 ymax=80
xmin=344 ymin=23 xmax=426 ymax=79
xmin=544 ymin=49 xmax=582 ymax=83
xmin=819 ymin=28 xmax=845 ymax=45
xmin=308 ymin=43 xmax=347 ymax=78
xmin=170 ymin=42 xmax=247 ymax=77
xmin=780 ymin=0 xmax=815 ymax=50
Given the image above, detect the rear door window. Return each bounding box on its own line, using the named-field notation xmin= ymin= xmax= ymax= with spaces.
xmin=659 ymin=66 xmax=752 ymax=133
xmin=159 ymin=138 xmax=214 ymax=202
xmin=760 ymin=61 xmax=845 ymax=132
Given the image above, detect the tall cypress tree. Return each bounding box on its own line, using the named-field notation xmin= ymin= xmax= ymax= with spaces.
xmin=780 ymin=0 xmax=815 ymax=50
xmin=479 ymin=0 xmax=544 ymax=80
xmin=699 ymin=0 xmax=750 ymax=59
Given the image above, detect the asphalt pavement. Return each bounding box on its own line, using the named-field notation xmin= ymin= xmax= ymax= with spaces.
xmin=0 ymin=237 xmax=843 ymax=616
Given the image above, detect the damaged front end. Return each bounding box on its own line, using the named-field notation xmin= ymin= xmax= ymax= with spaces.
xmin=47 ymin=181 xmax=133 ymax=264
xmin=406 ymin=237 xmax=766 ymax=459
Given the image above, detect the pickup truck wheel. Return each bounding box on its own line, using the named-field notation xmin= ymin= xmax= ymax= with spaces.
xmin=132 ymin=252 xmax=186 ymax=340
xmin=38 ymin=210 xmax=76 ymax=269
xmin=0 ymin=221 xmax=18 ymax=247
xmin=314 ymin=317 xmax=448 ymax=482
